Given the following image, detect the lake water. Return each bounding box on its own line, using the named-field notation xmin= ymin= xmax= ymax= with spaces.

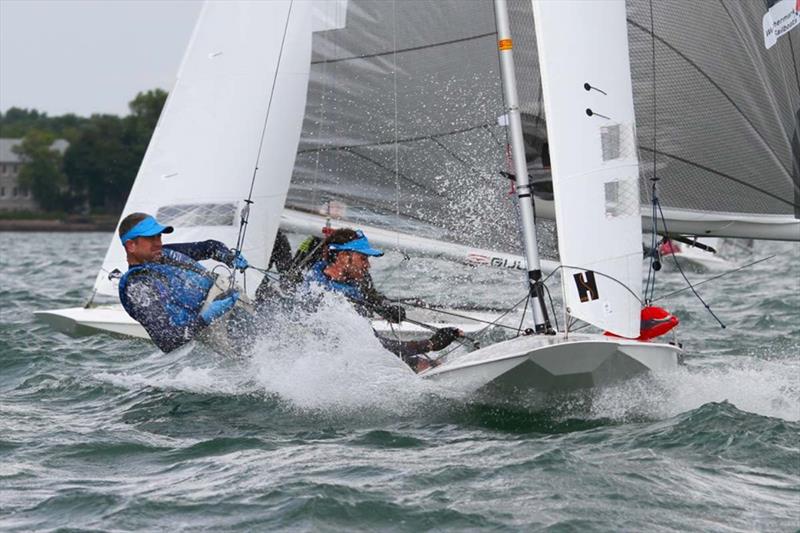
xmin=1 ymin=232 xmax=798 ymax=531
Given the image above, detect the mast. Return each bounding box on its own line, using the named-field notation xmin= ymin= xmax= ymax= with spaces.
xmin=493 ymin=0 xmax=552 ymax=334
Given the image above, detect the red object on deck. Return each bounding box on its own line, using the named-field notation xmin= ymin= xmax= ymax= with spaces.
xmin=604 ymin=306 xmax=679 ymax=341
xmin=658 ymin=240 xmax=680 ymax=255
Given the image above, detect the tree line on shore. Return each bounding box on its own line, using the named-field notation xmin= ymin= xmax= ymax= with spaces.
xmin=0 ymin=89 xmax=167 ymax=214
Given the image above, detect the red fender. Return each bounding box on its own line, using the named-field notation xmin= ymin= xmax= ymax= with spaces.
xmin=658 ymin=240 xmax=680 ymax=255
xmin=604 ymin=306 xmax=679 ymax=341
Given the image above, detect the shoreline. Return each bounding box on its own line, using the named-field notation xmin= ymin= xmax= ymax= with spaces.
xmin=0 ymin=219 xmax=116 ymax=232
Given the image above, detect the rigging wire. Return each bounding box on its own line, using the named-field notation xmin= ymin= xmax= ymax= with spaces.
xmin=655 ymin=200 xmax=726 ymax=328
xmin=516 ymin=295 xmax=529 ymax=336
xmin=232 ymin=0 xmax=295 ymax=286
xmin=392 ymin=0 xmax=401 ymax=235
xmin=653 ymin=254 xmax=775 ymax=302
xmin=401 ymin=316 xmax=481 ymax=351
xmin=643 ymin=0 xmax=660 ymax=305
xmin=396 ymin=294 xmax=529 ymax=334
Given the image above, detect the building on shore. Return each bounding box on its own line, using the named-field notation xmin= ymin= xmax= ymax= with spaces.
xmin=0 ymin=138 xmax=69 ymax=212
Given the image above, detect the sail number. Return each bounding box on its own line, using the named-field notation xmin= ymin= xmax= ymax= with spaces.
xmin=573 ymin=271 xmax=600 ymax=302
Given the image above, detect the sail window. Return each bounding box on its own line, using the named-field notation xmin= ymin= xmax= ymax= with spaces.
xmin=604 ymin=179 xmax=638 ymax=218
xmin=601 ymin=124 xmax=621 ymax=161
xmin=155 ymin=203 xmax=237 ymax=227
xmin=601 ymin=123 xmax=636 ymax=162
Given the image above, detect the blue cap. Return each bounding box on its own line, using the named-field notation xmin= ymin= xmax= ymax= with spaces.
xmin=120 ymin=215 xmax=174 ymax=244
xmin=328 ymin=230 xmax=383 ymax=257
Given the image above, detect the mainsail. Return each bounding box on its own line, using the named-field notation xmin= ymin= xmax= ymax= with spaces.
xmin=90 ymin=0 xmax=799 ymax=305
xmin=284 ymin=0 xmax=557 ymax=260
xmin=627 ymin=0 xmax=800 ymax=240
xmin=284 ymin=0 xmax=800 ymax=277
xmin=92 ymin=1 xmax=313 ymax=299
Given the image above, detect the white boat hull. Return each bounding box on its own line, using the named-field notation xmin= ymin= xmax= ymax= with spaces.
xmin=660 ymin=250 xmax=730 ymax=272
xmin=35 ymin=305 xmax=507 ymax=342
xmin=35 ymin=306 xmax=150 ymax=339
xmin=421 ymin=333 xmax=681 ymax=394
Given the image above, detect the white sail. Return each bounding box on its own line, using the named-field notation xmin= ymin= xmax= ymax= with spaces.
xmin=92 ymin=1 xmax=313 ymax=299
xmin=533 ymin=0 xmax=643 ymax=338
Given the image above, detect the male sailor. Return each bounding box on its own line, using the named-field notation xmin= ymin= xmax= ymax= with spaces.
xmin=117 ymin=212 xmax=249 ymax=353
xmin=302 ymin=228 xmax=463 ymax=372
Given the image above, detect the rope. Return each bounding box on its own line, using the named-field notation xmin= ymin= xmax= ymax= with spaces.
xmin=542 ymin=283 xmax=560 ymax=332
xmin=541 ymin=264 xmax=645 ymax=306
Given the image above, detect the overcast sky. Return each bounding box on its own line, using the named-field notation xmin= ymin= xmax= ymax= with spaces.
xmin=1 ymin=0 xmax=203 ymax=117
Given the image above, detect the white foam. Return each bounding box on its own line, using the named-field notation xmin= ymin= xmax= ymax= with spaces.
xmin=93 ymin=343 xmax=250 ymax=395
xmin=246 ymin=291 xmax=445 ymax=414
xmin=590 ymin=356 xmax=800 ymax=422
xmin=94 ymin=365 xmax=247 ymax=396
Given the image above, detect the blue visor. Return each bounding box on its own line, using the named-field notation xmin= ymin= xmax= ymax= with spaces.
xmin=328 ymin=231 xmax=383 ymax=257
xmin=120 ymin=216 xmax=174 ymax=244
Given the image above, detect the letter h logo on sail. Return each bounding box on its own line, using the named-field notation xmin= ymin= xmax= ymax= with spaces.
xmin=573 ymin=271 xmax=599 ymax=303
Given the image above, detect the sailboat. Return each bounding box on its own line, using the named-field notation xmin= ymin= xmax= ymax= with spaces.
xmin=34 ymin=0 xmax=536 ymax=343
xmin=37 ymin=0 xmax=799 ymax=395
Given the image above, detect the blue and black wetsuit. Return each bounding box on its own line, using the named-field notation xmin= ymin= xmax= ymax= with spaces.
xmin=304 ymin=261 xmax=434 ymax=368
xmin=119 ymin=240 xmax=238 ymax=352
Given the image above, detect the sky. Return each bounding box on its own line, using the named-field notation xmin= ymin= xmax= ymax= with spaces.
xmin=0 ymin=0 xmax=203 ymax=117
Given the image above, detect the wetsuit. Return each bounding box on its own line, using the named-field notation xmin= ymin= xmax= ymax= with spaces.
xmin=303 ymin=260 xmax=436 ymax=369
xmin=119 ymin=240 xmax=239 ymax=352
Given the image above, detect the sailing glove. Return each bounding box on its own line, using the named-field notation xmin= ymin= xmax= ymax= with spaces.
xmin=232 ymin=251 xmax=249 ymax=272
xmin=220 ymin=248 xmax=249 ymax=271
xmin=200 ymin=290 xmax=239 ymax=325
xmin=428 ymin=327 xmax=462 ymax=351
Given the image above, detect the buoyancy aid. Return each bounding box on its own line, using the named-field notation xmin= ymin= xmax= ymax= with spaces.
xmin=118 ymin=248 xmax=216 ymax=328
xmin=304 ymin=260 xmax=365 ymax=302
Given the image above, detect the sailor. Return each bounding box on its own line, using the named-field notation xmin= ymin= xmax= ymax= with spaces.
xmin=302 ymin=228 xmax=463 ymax=372
xmin=117 ymin=212 xmax=250 ymax=353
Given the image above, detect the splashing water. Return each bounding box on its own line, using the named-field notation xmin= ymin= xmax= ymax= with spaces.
xmin=245 ymin=290 xmax=449 ymax=414
xmin=589 ymin=356 xmax=800 ymax=422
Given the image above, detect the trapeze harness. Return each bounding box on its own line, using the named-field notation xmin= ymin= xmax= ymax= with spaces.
xmin=305 ymin=261 xmax=366 ymax=302
xmin=119 ymin=248 xmax=253 ymax=355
